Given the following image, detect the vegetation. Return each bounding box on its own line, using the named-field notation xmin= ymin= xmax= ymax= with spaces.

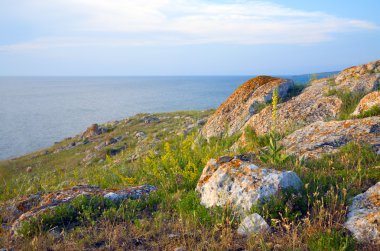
xmin=355 ymin=105 xmax=380 ymax=118
xmin=325 ymin=88 xmax=367 ymax=120
xmin=0 ymin=108 xmax=379 ymax=250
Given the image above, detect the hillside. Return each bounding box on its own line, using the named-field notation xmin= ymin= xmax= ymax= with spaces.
xmin=1 ymin=60 xmax=380 ymax=250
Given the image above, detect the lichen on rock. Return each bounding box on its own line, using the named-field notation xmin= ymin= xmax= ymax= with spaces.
xmin=352 ymin=91 xmax=380 ymax=116
xmin=201 ymin=76 xmax=294 ymax=139
xmin=345 ymin=182 xmax=380 ymax=245
xmin=195 ymin=157 xmax=302 ymax=213
xmin=281 ymin=116 xmax=380 ymax=159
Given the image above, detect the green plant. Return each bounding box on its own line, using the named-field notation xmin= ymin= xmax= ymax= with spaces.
xmin=250 ymin=187 xmax=307 ymax=224
xmin=308 ymin=230 xmax=355 ymax=251
xmin=258 ymin=132 xmax=289 ymax=165
xmin=356 ymin=105 xmax=380 ymax=118
xmin=258 ymin=88 xmax=289 ymax=164
xmin=17 ymin=194 xmax=159 ymax=238
xmin=324 ymin=87 xmax=367 ymax=120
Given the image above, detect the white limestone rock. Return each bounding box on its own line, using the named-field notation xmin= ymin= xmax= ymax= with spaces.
xmin=195 ymin=158 xmax=302 ymax=213
xmin=345 ymin=182 xmax=380 ymax=245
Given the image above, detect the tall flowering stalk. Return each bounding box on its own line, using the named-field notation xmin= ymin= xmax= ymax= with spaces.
xmin=259 ymin=88 xmax=289 ymax=164
xmin=271 ymin=88 xmax=279 ymax=133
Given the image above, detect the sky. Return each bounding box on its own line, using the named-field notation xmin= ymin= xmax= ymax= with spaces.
xmin=0 ymin=0 xmax=379 ymax=76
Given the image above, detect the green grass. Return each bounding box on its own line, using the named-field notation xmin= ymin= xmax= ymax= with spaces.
xmin=1 ymin=109 xmax=379 ymax=250
xmin=17 ymin=194 xmax=160 ymax=238
xmin=325 ymin=88 xmax=367 ymax=120
xmin=356 ymin=105 xmax=380 ymax=118
xmin=308 ymin=230 xmax=356 ymax=251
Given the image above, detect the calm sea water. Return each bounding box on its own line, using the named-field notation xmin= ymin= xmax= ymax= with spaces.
xmin=0 ymin=74 xmax=335 ymax=160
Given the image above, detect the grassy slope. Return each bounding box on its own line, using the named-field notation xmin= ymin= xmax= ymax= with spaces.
xmin=1 ymin=99 xmax=380 ymax=250
xmin=0 ymin=110 xmax=212 ymax=201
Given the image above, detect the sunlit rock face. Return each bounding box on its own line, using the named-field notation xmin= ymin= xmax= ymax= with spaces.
xmin=280 ymin=116 xmax=380 ymax=159
xmin=201 ymin=76 xmax=294 ymax=139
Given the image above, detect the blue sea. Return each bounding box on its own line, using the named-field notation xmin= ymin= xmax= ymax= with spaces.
xmin=0 ymin=73 xmax=336 ymax=160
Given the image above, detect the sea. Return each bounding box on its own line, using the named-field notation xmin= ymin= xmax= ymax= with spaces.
xmin=0 ymin=73 xmax=337 ymax=160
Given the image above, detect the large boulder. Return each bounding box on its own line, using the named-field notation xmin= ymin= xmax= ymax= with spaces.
xmin=195 ymin=157 xmax=302 ymax=213
xmin=345 ymin=182 xmax=380 ymax=245
xmin=281 ymin=117 xmax=380 ymax=159
xmin=9 ymin=185 xmax=157 ymax=234
xmin=352 ymin=91 xmax=380 ymax=116
xmin=201 ymin=76 xmax=294 ymax=139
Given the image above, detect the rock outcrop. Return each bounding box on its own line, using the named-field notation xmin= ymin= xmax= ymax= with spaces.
xmin=8 ymin=185 xmax=157 ymax=234
xmin=335 ymin=60 xmax=380 ymax=93
xmin=242 ymin=78 xmax=342 ymax=136
xmin=345 ymin=182 xmax=380 ymax=245
xmin=82 ymin=124 xmax=104 ymax=139
xmin=352 ymin=91 xmax=380 ymax=116
xmin=234 ymin=60 xmax=380 ymax=149
xmin=281 ymin=116 xmax=380 ymax=159
xmin=195 ymin=157 xmax=302 ymax=213
xmin=201 ymin=76 xmax=294 ymax=139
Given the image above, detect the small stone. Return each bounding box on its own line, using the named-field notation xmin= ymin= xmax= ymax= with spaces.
xmin=237 ymin=213 xmax=270 ymax=236
xmin=197 ymin=118 xmax=207 ymax=126
xmin=273 ymin=244 xmax=282 ymax=250
xmin=26 ymin=166 xmax=32 ymax=173
xmin=104 ymin=192 xmax=120 ymax=201
xmin=174 ymin=246 xmax=186 ymax=251
xmin=217 ymin=156 xmax=233 ymax=164
xmin=142 ymin=115 xmax=160 ymax=124
xmin=168 ymin=233 xmax=180 ymax=239
xmin=135 ymin=131 xmax=146 ymax=139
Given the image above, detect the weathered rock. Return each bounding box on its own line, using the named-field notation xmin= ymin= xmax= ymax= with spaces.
xmin=352 ymin=91 xmax=380 ymax=116
xmin=135 ymin=131 xmax=146 ymax=139
xmin=345 ymin=182 xmax=380 ymax=244
xmin=174 ymin=246 xmax=186 ymax=251
xmin=197 ymin=118 xmax=207 ymax=126
xmin=107 ymin=145 xmax=127 ymax=156
xmin=142 ymin=115 xmax=160 ymax=124
xmin=242 ymin=78 xmax=342 ymax=137
xmin=95 ymin=136 xmax=124 ymax=151
xmin=237 ymin=213 xmax=270 ymax=236
xmin=335 ymin=60 xmax=380 ymax=93
xmin=232 ymin=61 xmax=380 ymax=148
xmin=82 ymin=124 xmax=102 ymax=139
xmin=201 ymin=76 xmax=294 ymax=139
xmin=10 ymin=185 xmax=157 ymax=234
xmin=196 ymin=158 xmax=302 ymax=213
xmin=281 ymin=116 xmax=380 ymax=159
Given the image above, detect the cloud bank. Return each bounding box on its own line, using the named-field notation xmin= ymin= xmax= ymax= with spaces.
xmin=0 ymin=0 xmax=378 ymax=51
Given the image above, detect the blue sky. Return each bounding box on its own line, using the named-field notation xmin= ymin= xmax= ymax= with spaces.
xmin=0 ymin=0 xmax=379 ymax=76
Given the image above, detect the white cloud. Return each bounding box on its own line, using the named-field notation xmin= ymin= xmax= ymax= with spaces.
xmin=0 ymin=0 xmax=378 ymax=51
